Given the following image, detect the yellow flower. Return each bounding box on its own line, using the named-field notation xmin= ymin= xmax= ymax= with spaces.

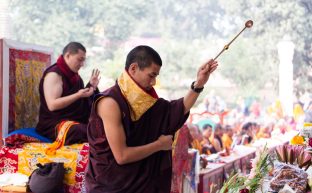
xmin=290 ymin=135 xmax=305 ymax=145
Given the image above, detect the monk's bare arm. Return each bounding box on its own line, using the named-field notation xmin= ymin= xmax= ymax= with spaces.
xmin=97 ymin=97 xmax=173 ymax=165
xmin=183 ymin=59 xmax=218 ymax=114
xmin=43 ymin=72 xmax=94 ymax=111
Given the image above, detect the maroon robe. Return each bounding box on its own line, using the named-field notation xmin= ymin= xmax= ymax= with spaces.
xmin=85 ymin=83 xmax=189 ymax=193
xmin=36 ymin=63 xmax=94 ymax=144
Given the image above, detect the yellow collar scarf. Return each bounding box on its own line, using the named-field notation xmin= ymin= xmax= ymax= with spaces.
xmin=117 ymin=71 xmax=158 ymax=121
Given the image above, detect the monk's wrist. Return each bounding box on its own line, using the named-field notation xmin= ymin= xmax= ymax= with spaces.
xmin=191 ymin=81 xmax=204 ymax=93
xmin=154 ymin=139 xmax=163 ymax=151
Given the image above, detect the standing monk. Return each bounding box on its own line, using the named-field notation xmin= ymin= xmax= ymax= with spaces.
xmin=85 ymin=45 xmax=218 ymax=193
xmin=36 ymin=42 xmax=100 ymax=148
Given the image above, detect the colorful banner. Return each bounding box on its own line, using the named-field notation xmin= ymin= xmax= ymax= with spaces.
xmin=8 ymin=49 xmax=51 ymax=133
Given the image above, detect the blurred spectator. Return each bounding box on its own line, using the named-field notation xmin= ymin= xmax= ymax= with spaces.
xmin=241 ymin=122 xmax=253 ymax=145
xmin=222 ymin=125 xmax=233 ymax=150
xmin=214 ymin=123 xmax=224 ymax=150
xmin=250 ymin=100 xmax=261 ymax=118
xmin=293 ymin=103 xmax=305 ymax=123
xmin=256 ymin=124 xmax=272 ymax=139
xmin=201 ymin=123 xmax=220 ymax=154
xmin=271 ymin=119 xmax=290 ymax=136
xmin=187 ymin=123 xmax=203 ymax=153
xmin=251 ymin=122 xmax=260 ymax=140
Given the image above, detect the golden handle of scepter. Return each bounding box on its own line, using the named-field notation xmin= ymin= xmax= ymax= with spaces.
xmin=213 ymin=20 xmax=253 ymax=61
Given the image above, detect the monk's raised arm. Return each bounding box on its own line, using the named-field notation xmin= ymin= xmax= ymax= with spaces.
xmin=183 ymin=59 xmax=218 ymax=114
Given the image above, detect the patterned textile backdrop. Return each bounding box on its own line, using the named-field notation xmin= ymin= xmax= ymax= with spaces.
xmin=8 ymin=49 xmax=51 ymax=133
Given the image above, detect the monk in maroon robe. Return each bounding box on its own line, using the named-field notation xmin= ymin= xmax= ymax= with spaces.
xmin=36 ymin=42 xmax=100 ymax=146
xmin=85 ymin=45 xmax=218 ymax=193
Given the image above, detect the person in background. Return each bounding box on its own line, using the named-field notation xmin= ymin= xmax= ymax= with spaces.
xmin=214 ymin=123 xmax=224 ymax=150
xmin=256 ymin=124 xmax=272 ymax=139
xmin=201 ymin=123 xmax=220 ymax=154
xmin=187 ymin=123 xmax=203 ymax=153
xmin=249 ymin=122 xmax=260 ymax=140
xmin=222 ymin=124 xmax=233 ymax=150
xmin=241 ymin=122 xmax=253 ymax=145
xmin=36 ymin=42 xmax=100 ymax=148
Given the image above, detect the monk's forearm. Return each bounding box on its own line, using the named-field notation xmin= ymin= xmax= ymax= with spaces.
xmin=47 ymin=92 xmax=81 ymax=111
xmin=183 ymin=89 xmax=200 ymax=114
xmin=182 ymin=60 xmax=218 ymax=113
xmin=115 ymin=141 xmax=162 ymax=165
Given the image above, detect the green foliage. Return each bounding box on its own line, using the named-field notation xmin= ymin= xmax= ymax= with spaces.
xmin=156 ymin=39 xmax=205 ymax=99
xmin=7 ymin=0 xmax=311 ymax=101
xmin=219 ymin=145 xmax=272 ymax=193
xmin=157 ymin=0 xmax=223 ymax=40
xmin=9 ymin=0 xmax=97 ymax=54
xmin=219 ymin=37 xmax=277 ymax=98
xmin=219 ymin=173 xmax=247 ymax=193
xmin=218 ymin=0 xmax=312 ymax=96
xmin=9 ymin=0 xmax=153 ymax=53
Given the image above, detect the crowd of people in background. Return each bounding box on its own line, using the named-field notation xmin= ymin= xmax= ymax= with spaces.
xmin=187 ymin=93 xmax=312 ymax=156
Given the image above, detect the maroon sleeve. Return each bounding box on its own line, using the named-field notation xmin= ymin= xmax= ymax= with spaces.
xmin=167 ymin=97 xmax=189 ymax=135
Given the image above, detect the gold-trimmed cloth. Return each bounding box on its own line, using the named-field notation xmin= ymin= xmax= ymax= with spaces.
xmin=18 ymin=142 xmax=85 ymax=185
xmin=117 ymin=71 xmax=158 ymax=121
xmin=45 ymin=120 xmax=79 ymax=155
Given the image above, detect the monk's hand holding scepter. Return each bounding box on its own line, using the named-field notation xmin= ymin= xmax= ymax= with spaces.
xmin=194 ymin=20 xmax=253 ymax=89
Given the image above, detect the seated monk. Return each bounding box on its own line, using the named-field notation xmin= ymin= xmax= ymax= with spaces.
xmin=187 ymin=123 xmax=203 ymax=153
xmin=36 ymin=42 xmax=100 ymax=146
xmin=256 ymin=125 xmax=271 ymax=139
xmin=214 ymin=123 xmax=224 ymax=150
xmin=222 ymin=125 xmax=233 ymax=150
xmin=201 ymin=123 xmax=220 ymax=154
xmin=240 ymin=122 xmax=253 ymax=145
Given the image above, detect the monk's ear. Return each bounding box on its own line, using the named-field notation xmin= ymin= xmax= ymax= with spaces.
xmin=128 ymin=63 xmax=138 ymax=75
xmin=64 ymin=52 xmax=70 ymax=60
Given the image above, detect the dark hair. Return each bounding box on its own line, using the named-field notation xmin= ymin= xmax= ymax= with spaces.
xmin=224 ymin=125 xmax=232 ymax=131
xmin=242 ymin=122 xmax=252 ymax=131
xmin=251 ymin=122 xmax=258 ymax=127
xmin=62 ymin=42 xmax=86 ymax=55
xmin=214 ymin=123 xmax=223 ymax=131
xmin=125 ymin=45 xmax=162 ymax=70
xmin=202 ymin=123 xmax=213 ymax=130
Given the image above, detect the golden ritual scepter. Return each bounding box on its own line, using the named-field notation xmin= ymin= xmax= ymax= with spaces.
xmin=214 ymin=20 xmax=253 ymax=60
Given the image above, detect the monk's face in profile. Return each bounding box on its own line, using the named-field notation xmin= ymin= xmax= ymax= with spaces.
xmin=129 ymin=62 xmax=160 ymax=91
xmin=65 ymin=49 xmax=86 ymax=73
